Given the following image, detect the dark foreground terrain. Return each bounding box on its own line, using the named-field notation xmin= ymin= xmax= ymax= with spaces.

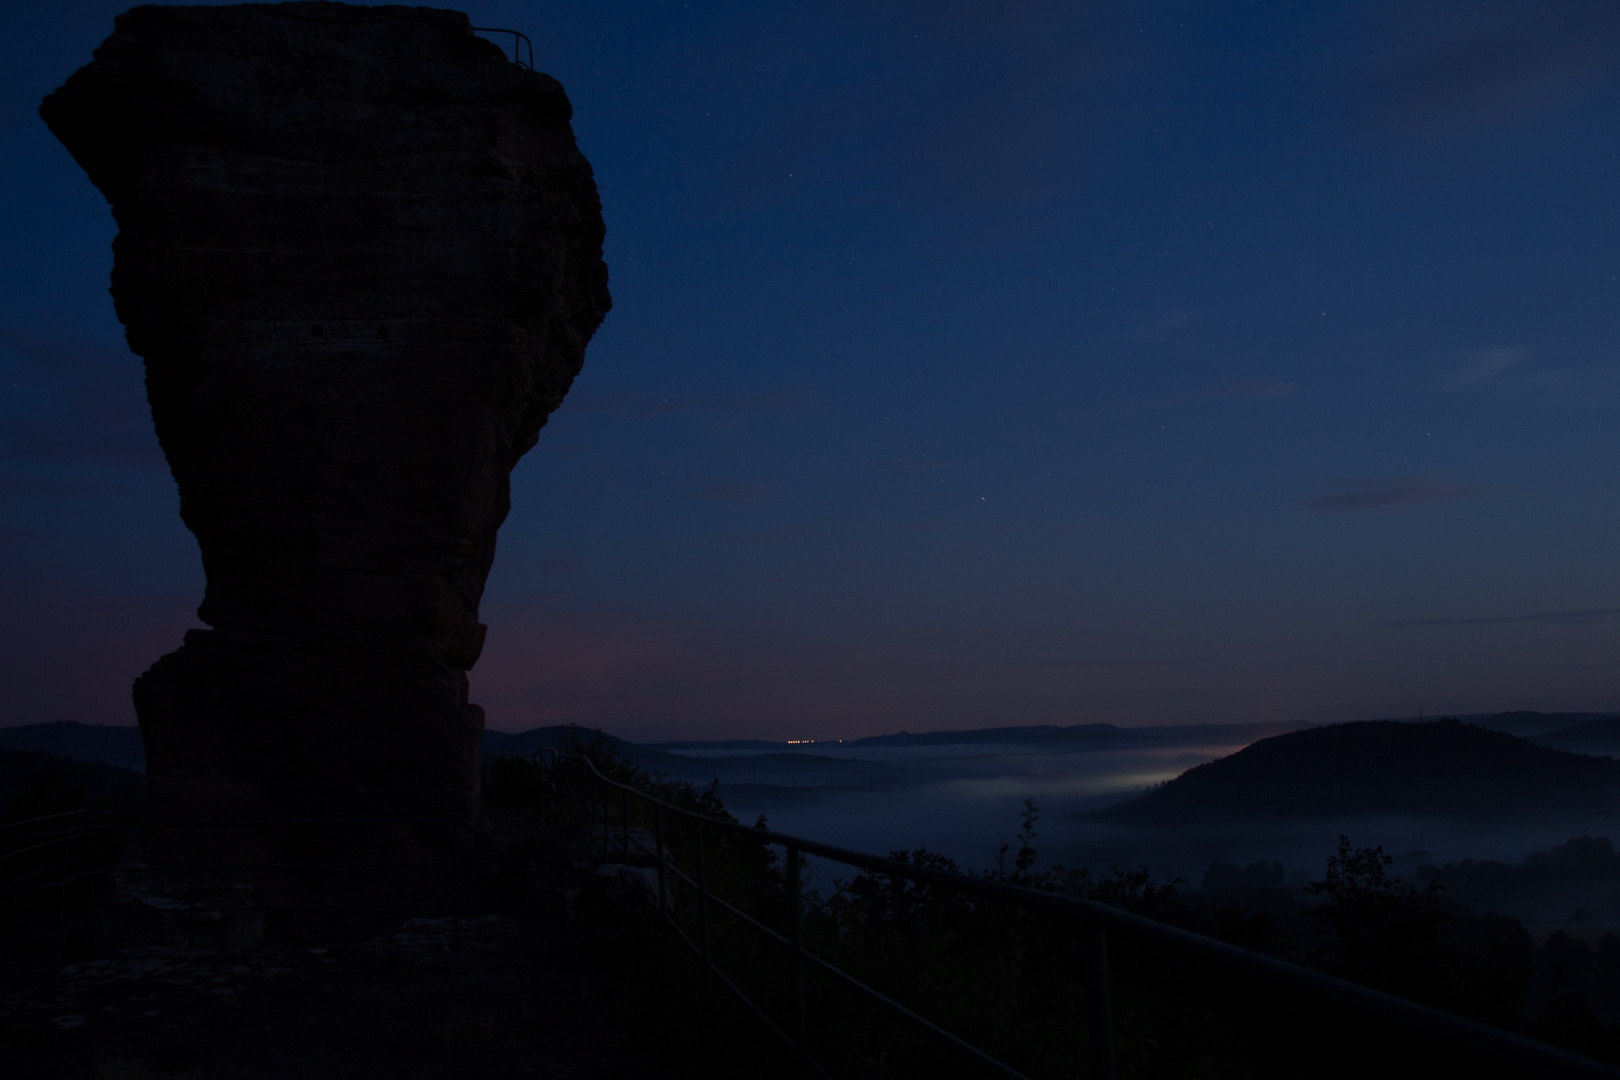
xmin=1 ymin=911 xmax=672 ymax=1080
xmin=12 ymin=723 xmax=1620 ymax=1078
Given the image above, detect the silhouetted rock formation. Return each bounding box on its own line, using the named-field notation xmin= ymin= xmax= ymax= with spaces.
xmin=40 ymin=4 xmax=609 ymax=828
xmin=1093 ymin=720 xmax=1620 ymax=825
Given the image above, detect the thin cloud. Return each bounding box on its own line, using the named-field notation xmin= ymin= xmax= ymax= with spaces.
xmin=995 ymin=656 xmax=1207 ymax=675
xmin=0 ymin=329 xmax=164 ymax=469
xmin=884 ymin=454 xmax=941 ymax=474
xmin=1384 ymin=607 xmax=1620 ymax=627
xmin=1446 ymin=346 xmax=1618 ymax=408
xmin=1132 ymin=310 xmax=1193 ymax=345
xmin=1309 ymin=477 xmax=1488 ymax=511
xmin=0 ymin=475 xmax=107 ymax=497
xmin=568 ymin=387 xmax=809 ymax=420
xmin=0 ymin=529 xmax=46 ymax=545
xmin=1448 ymin=346 xmax=1531 ymax=387
xmin=741 ymin=530 xmax=808 ymax=545
xmin=1342 ymin=0 xmax=1620 ymax=137
xmin=1209 ymin=379 xmax=1294 ymax=401
xmin=693 ymin=1 xmax=1134 ymax=211
xmin=698 ymin=482 xmax=767 ymax=505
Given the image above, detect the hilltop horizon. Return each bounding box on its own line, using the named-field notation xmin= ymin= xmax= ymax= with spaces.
xmin=7 ymin=706 xmax=1620 ymax=746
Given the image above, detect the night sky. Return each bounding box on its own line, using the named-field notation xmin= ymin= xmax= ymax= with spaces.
xmin=2 ymin=1 xmax=1618 ymax=741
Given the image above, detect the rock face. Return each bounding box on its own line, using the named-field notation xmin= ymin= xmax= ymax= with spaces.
xmin=40 ymin=3 xmax=610 ymax=828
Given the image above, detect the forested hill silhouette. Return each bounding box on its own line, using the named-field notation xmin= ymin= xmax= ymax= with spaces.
xmin=0 ymin=747 xmax=142 ymax=815
xmin=481 ymin=725 xmax=692 ymax=772
xmin=0 ymin=722 xmax=145 ymax=771
xmin=1093 ymin=720 xmax=1620 ymax=825
xmin=1531 ymin=716 xmax=1620 ymax=757
xmin=1474 ymin=709 xmax=1617 ymax=738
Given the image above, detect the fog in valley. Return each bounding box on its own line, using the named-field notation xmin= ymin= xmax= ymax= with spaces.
xmin=640 ymin=726 xmax=1620 ymax=935
xmin=12 ymin=714 xmax=1620 ymax=933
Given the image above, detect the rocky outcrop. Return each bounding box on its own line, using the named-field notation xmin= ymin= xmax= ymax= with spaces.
xmin=40 ymin=3 xmax=610 ymax=828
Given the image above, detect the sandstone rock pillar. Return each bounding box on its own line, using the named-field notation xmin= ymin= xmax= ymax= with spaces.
xmin=41 ymin=3 xmax=609 ymax=827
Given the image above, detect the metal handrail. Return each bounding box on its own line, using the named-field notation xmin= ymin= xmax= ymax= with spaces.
xmin=471 ymin=26 xmax=534 ymax=70
xmin=566 ymin=751 xmax=1620 ymax=1080
xmin=0 ymin=807 xmax=136 ymax=833
xmin=649 ymin=841 xmax=1022 ymax=1079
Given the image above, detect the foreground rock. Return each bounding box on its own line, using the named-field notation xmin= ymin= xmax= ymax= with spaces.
xmin=0 ymin=914 xmax=674 ymax=1080
xmin=39 ymin=1 xmax=609 ymax=855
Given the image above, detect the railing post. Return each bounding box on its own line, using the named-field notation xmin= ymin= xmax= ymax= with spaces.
xmin=54 ymin=823 xmax=70 ymax=969
xmin=1087 ymin=925 xmax=1116 ymax=1080
xmin=654 ymin=803 xmax=666 ymax=919
xmin=621 ymin=786 xmax=630 ymax=861
xmin=450 ymin=821 xmax=461 ymax=950
xmin=695 ymin=820 xmax=711 ymax=979
xmin=599 ymin=776 xmax=609 ymax=857
xmin=787 ymin=844 xmax=807 ymax=1075
xmin=188 ymin=826 xmax=198 ymax=948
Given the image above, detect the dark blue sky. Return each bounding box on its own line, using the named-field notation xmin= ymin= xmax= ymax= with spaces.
xmin=3 ymin=1 xmax=1618 ymax=740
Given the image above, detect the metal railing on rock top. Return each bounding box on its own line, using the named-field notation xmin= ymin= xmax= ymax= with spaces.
xmin=472 ymin=26 xmax=534 ymax=70
xmin=567 ymin=752 xmax=1620 ymax=1080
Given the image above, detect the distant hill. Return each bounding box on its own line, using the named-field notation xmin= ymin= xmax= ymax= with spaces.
xmin=1093 ymin=720 xmax=1620 ymax=825
xmin=643 ymin=738 xmax=802 ymax=752
xmin=482 ymin=725 xmax=900 ymax=790
xmin=844 ymin=721 xmax=1311 ymax=750
xmin=0 ymin=747 xmax=144 ymax=818
xmin=481 ymin=725 xmax=694 ymax=773
xmin=1532 ymin=718 xmax=1620 ymax=758
xmin=1473 ymin=711 xmax=1619 ymax=739
xmin=645 ymin=723 xmax=1313 ymax=754
xmin=482 ymin=724 xmax=627 ymax=757
xmin=0 ymin=722 xmax=145 ymax=771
